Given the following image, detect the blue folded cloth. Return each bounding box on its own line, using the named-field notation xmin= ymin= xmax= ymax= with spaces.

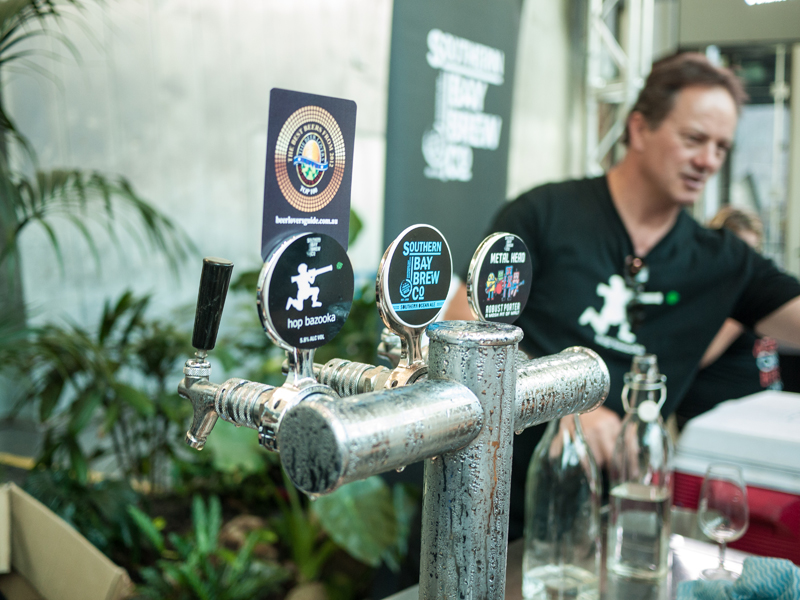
xmin=677 ymin=556 xmax=800 ymax=600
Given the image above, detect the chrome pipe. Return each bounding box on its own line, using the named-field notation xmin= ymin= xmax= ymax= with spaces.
xmin=514 ymin=346 xmax=610 ymax=431
xmin=277 ymin=379 xmax=482 ymax=494
xmin=315 ymin=357 xmax=393 ymax=395
xmin=421 ymin=320 xmax=523 ymax=600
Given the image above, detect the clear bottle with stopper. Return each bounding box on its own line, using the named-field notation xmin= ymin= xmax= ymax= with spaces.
xmin=522 ymin=415 xmax=601 ymax=600
xmin=607 ymin=354 xmax=674 ymax=579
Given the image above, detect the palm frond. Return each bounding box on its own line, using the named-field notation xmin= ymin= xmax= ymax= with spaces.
xmin=0 ymin=101 xmax=35 ymax=161
xmin=0 ymin=168 xmax=196 ymax=274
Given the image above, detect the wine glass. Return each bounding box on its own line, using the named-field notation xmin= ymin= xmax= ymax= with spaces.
xmin=697 ymin=463 xmax=749 ymax=581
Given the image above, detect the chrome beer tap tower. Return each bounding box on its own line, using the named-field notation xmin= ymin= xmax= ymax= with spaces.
xmin=178 ymin=226 xmax=610 ymax=600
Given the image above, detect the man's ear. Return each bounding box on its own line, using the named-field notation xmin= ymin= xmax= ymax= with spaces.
xmin=627 ymin=111 xmax=649 ymax=152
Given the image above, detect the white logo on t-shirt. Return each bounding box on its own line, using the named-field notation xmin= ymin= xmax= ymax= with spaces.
xmin=578 ymin=274 xmax=663 ymax=355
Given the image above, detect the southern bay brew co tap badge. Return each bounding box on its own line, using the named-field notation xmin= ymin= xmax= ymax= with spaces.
xmin=383 ymin=225 xmax=452 ymax=329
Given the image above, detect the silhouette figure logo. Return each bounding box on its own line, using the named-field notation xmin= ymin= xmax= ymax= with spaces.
xmin=285 ymin=263 xmax=333 ymax=311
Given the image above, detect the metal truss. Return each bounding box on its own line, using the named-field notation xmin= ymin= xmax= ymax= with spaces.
xmin=584 ymin=0 xmax=655 ymax=174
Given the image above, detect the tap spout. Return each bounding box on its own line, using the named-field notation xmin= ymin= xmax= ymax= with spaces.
xmin=178 ymin=355 xmax=220 ymax=450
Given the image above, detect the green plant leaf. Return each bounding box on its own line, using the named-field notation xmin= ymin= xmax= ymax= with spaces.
xmin=68 ymin=389 xmax=102 ymax=434
xmin=192 ymin=494 xmax=221 ymax=556
xmin=175 ymin=562 xmax=212 ymax=600
xmin=206 ymin=495 xmax=222 ymax=554
xmin=112 ymin=382 xmax=154 ymax=416
xmin=127 ymin=505 xmax=165 ymax=554
xmin=37 ymin=371 xmax=64 ymax=421
xmin=382 ymin=482 xmax=419 ymax=572
xmin=102 ymin=401 xmax=121 ymax=433
xmin=312 ymin=476 xmax=398 ymax=567
xmin=67 ymin=440 xmax=88 ymax=485
xmin=204 ymin=420 xmax=264 ymax=475
xmin=348 ymin=208 xmax=363 ymax=246
xmin=168 ymin=531 xmax=193 ymax=559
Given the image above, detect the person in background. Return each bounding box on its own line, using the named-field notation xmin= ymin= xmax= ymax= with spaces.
xmin=677 ymin=206 xmax=782 ymax=426
xmin=444 ymin=52 xmax=800 ymax=540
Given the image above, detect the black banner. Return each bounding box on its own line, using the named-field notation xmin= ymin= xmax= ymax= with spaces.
xmin=384 ymin=0 xmax=520 ymax=278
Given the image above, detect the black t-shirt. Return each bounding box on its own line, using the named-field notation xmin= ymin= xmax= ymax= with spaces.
xmin=490 ymin=176 xmax=800 ymax=417
xmin=678 ymin=332 xmax=782 ymax=422
xmin=490 ymin=176 xmax=800 ymax=541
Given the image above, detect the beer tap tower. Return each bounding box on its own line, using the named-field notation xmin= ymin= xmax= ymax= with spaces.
xmin=178 ymin=227 xmax=610 ymax=600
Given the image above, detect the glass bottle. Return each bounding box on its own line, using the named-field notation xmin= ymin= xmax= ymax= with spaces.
xmin=607 ymin=354 xmax=674 ymax=579
xmin=522 ymin=415 xmax=601 ymax=600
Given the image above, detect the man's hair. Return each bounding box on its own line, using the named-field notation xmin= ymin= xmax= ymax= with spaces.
xmin=623 ymin=52 xmax=748 ymax=145
xmin=709 ymin=205 xmax=763 ymax=250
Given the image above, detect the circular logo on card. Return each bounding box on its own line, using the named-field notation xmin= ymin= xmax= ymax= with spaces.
xmin=274 ymin=106 xmax=346 ymax=212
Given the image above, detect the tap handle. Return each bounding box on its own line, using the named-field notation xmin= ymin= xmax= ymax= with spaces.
xmin=376 ymin=224 xmax=451 ymax=366
xmin=192 ymin=257 xmax=234 ymax=351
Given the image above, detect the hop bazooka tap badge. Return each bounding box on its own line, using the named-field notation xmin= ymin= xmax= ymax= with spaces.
xmin=262 ymin=89 xmax=356 ymax=260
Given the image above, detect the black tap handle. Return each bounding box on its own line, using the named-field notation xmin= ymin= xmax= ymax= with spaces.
xmin=192 ymin=257 xmax=234 ymax=351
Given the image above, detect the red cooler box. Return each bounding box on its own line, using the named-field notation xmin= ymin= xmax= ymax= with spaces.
xmin=673 ymin=391 xmax=800 ymax=565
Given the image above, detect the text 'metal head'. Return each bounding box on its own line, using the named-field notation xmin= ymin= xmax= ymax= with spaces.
xmin=257 ymin=232 xmax=354 ymax=350
xmin=378 ymin=224 xmax=452 ymax=333
xmin=467 ymin=232 xmax=532 ymax=324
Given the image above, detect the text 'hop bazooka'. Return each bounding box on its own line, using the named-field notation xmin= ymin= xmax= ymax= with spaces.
xmin=177 ymin=88 xmax=612 ymax=600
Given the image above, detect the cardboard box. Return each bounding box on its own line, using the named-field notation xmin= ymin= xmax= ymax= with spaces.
xmin=0 ymin=483 xmax=132 ymax=600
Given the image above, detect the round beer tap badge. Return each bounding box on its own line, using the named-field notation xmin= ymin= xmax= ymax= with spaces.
xmin=381 ymin=225 xmax=452 ymax=329
xmin=468 ymin=232 xmax=532 ymax=323
xmin=274 ymin=106 xmax=346 ymax=213
xmin=257 ymin=233 xmax=354 ymax=350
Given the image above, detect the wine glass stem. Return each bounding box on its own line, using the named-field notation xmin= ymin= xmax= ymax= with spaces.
xmin=718 ymin=540 xmax=727 ymax=570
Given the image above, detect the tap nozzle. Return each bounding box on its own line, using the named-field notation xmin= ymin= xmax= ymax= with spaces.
xmin=180 ymin=257 xmax=234 ymax=449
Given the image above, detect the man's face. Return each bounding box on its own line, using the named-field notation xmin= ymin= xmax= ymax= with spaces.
xmin=634 ymin=85 xmax=738 ymax=206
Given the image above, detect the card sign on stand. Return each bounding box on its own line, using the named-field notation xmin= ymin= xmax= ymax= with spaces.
xmin=378 ymin=224 xmax=452 ymax=331
xmin=466 ymin=232 xmax=532 ymax=324
xmin=261 ymin=89 xmax=357 ymax=260
xmin=257 ymin=233 xmax=354 ymax=350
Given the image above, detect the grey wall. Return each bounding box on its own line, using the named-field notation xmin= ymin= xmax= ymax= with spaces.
xmin=10 ymin=0 xmax=393 ymax=328
xmin=507 ymin=0 xmax=576 ymax=199
xmin=9 ymin=0 xmax=577 ymax=329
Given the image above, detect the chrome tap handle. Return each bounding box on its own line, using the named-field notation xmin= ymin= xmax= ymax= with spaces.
xmin=192 ymin=257 xmax=234 ymax=352
xmin=181 ymin=256 xmax=233 ymax=450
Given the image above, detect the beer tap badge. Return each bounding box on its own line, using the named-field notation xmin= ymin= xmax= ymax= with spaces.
xmin=467 ymin=233 xmax=532 ymax=324
xmin=258 ymin=232 xmax=354 ymax=350
xmin=262 ymin=89 xmax=356 ymax=260
xmin=381 ymin=225 xmax=452 ymax=329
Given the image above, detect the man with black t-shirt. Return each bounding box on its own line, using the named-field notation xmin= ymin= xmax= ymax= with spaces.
xmin=445 ymin=52 xmax=800 ymax=540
